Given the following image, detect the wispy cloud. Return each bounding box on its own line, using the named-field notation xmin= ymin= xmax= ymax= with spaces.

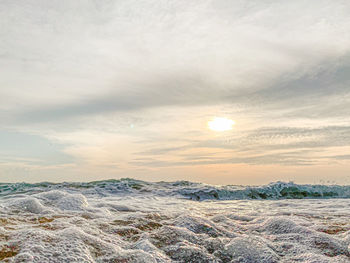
xmin=1 ymin=0 xmax=350 ymax=183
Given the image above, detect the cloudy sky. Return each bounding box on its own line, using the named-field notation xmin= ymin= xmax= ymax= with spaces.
xmin=1 ymin=0 xmax=350 ymax=184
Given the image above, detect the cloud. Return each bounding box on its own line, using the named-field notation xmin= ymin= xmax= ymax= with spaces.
xmin=331 ymin=155 xmax=350 ymax=160
xmin=1 ymin=0 xmax=350 ymax=123
xmin=11 ymin=54 xmax=350 ymax=124
xmin=133 ymin=125 xmax=350 ymax=166
xmin=131 ymin=150 xmax=317 ymax=167
xmin=1 ymin=0 xmax=350 ymax=182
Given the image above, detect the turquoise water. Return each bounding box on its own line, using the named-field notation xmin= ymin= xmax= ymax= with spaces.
xmin=1 ymin=179 xmax=350 ymax=200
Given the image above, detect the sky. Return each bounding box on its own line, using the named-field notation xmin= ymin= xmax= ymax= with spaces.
xmin=1 ymin=0 xmax=350 ymax=185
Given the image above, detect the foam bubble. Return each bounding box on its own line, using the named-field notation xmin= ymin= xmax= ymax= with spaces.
xmin=56 ymin=194 xmax=88 ymax=211
xmin=225 ymin=236 xmax=279 ymax=263
xmin=1 ymin=180 xmax=350 ymax=262
xmin=10 ymin=197 xmax=46 ymax=214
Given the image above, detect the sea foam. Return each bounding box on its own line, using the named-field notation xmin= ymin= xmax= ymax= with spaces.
xmin=0 ymin=179 xmax=349 ymax=262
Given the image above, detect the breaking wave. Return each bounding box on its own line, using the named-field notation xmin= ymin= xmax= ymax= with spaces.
xmin=1 ymin=179 xmax=350 ymax=200
xmin=1 ymin=179 xmax=350 ymax=262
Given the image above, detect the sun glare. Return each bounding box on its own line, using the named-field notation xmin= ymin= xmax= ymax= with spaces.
xmin=208 ymin=117 xmax=235 ymax=131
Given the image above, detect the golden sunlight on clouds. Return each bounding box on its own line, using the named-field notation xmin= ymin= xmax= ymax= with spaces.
xmin=208 ymin=117 xmax=235 ymax=132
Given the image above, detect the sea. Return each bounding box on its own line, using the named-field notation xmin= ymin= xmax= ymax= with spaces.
xmin=1 ymin=179 xmax=350 ymax=262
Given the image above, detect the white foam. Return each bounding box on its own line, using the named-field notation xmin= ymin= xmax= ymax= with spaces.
xmin=9 ymin=197 xmax=47 ymax=214
xmin=1 ymin=181 xmax=350 ymax=262
xmin=56 ymin=194 xmax=88 ymax=211
xmin=35 ymin=190 xmax=67 ymax=200
xmin=225 ymin=236 xmax=279 ymax=263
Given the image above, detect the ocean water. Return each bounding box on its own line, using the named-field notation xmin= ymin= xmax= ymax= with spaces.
xmin=1 ymin=179 xmax=350 ymax=262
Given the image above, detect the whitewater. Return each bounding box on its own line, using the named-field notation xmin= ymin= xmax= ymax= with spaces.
xmin=1 ymin=179 xmax=350 ymax=262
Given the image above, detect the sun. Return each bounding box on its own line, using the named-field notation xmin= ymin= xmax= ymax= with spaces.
xmin=208 ymin=117 xmax=235 ymax=131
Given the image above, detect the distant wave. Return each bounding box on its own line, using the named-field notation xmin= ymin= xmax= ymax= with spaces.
xmin=179 ymin=181 xmax=350 ymax=201
xmin=2 ymin=179 xmax=350 ymax=201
